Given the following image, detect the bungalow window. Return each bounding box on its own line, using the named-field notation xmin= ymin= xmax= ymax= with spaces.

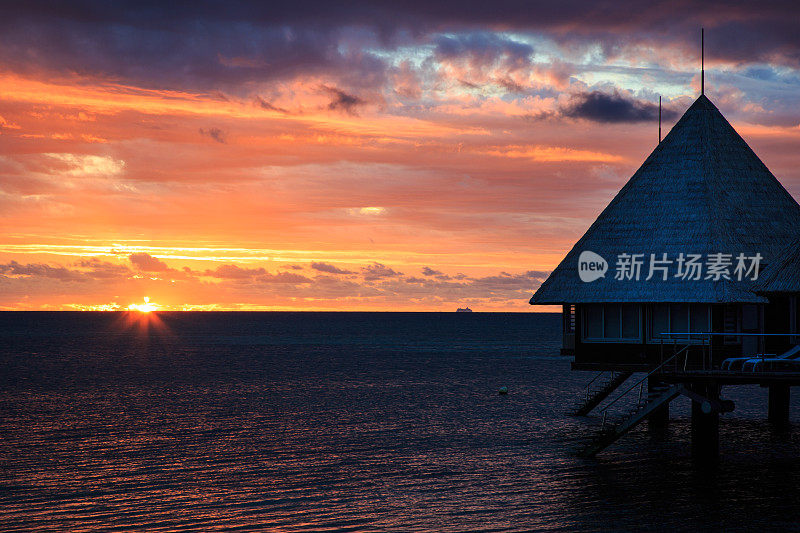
xmin=586 ymin=305 xmax=603 ymax=338
xmin=582 ymin=304 xmax=641 ymax=343
xmin=649 ymin=303 xmax=711 ymax=342
xmin=622 ymin=304 xmax=640 ymax=338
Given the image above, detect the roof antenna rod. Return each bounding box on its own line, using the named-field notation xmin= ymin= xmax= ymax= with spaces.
xmin=701 ymin=27 xmax=705 ymax=96
xmin=658 ymin=95 xmax=662 ymax=143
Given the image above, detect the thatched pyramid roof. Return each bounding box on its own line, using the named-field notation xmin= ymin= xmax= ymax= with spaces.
xmin=531 ymin=95 xmax=800 ymax=305
xmin=752 ymin=237 xmax=800 ymax=294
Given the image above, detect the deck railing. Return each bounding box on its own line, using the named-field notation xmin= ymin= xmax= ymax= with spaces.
xmin=582 ymin=370 xmax=619 ymax=401
xmin=602 ymin=350 xmax=682 ymax=411
xmin=656 ymin=332 xmax=797 ymax=373
xmin=598 ymin=349 xmax=685 ymax=429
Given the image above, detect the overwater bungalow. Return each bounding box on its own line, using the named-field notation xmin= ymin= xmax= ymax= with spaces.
xmin=530 ymin=91 xmax=800 ymax=459
xmin=532 ymin=94 xmax=800 ymax=368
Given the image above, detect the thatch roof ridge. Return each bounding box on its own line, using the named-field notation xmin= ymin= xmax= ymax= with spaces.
xmin=530 ymin=95 xmax=800 ymax=305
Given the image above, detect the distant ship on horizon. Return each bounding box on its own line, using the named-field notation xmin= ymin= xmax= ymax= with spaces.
xmin=456 ymin=307 xmax=473 ymax=313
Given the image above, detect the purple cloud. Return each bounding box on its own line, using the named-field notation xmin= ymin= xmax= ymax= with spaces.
xmin=129 ymin=253 xmax=169 ymax=272
xmin=311 ymin=262 xmax=354 ymax=275
xmin=558 ymin=91 xmax=679 ymax=123
xmin=362 ymin=262 xmax=404 ymax=281
xmin=199 ymin=127 xmax=227 ymax=143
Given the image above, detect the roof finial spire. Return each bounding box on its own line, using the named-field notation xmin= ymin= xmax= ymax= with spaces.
xmin=658 ymin=95 xmax=662 ymax=143
xmin=701 ymin=28 xmax=705 ymax=96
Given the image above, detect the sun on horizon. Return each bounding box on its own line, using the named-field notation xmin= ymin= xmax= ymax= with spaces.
xmin=128 ymin=297 xmax=158 ymax=313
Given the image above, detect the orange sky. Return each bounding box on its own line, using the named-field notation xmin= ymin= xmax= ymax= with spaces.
xmin=2 ymin=6 xmax=800 ymax=311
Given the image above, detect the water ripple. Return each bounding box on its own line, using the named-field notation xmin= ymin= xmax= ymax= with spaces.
xmin=1 ymin=312 xmax=800 ymax=531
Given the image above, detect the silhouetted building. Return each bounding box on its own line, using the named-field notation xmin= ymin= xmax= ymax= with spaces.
xmin=531 ymin=95 xmax=800 ymax=370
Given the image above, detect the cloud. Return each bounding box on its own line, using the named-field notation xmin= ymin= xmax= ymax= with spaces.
xmin=422 ymin=266 xmax=451 ymax=280
xmin=0 ymin=115 xmax=22 ymax=130
xmin=129 ymin=253 xmax=169 ymax=272
xmin=205 ymin=264 xmax=267 ymax=279
xmin=434 ymin=32 xmax=533 ymax=71
xmin=0 ymin=258 xmax=137 ymax=283
xmin=203 ymin=264 xmax=312 ymax=284
xmin=76 ymin=258 xmax=132 ymax=278
xmin=348 ymin=207 xmax=385 ymax=216
xmin=0 ymin=254 xmax=554 ymax=310
xmin=362 ymin=262 xmax=403 ymax=281
xmin=470 ymin=270 xmax=550 ymax=290
xmin=199 ymin=127 xmax=227 ymax=143
xmin=254 ymin=96 xmax=290 ymax=114
xmin=3 ymin=1 xmax=800 ymax=100
xmin=256 ymin=271 xmax=313 ymax=284
xmin=401 ymin=269 xmax=549 ymax=293
xmin=322 ymin=85 xmax=365 ymax=114
xmin=47 ymin=153 xmax=125 ymax=177
xmin=0 ymin=260 xmax=85 ymax=282
xmin=311 ymin=261 xmax=354 ymax=274
xmin=558 ymin=91 xmax=678 ymax=123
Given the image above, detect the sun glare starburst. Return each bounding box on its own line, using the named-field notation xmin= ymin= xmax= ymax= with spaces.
xmin=128 ymin=296 xmax=158 ymax=313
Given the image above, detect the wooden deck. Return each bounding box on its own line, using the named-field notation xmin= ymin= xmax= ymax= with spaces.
xmin=572 ymin=361 xmax=800 ymax=386
xmin=572 ymin=361 xmax=651 ymax=372
xmin=658 ymin=369 xmax=800 ymax=385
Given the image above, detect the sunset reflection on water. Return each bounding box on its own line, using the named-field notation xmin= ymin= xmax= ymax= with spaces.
xmin=1 ymin=312 xmax=800 ymax=531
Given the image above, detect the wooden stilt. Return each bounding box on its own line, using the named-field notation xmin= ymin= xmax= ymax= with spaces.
xmin=691 ymin=383 xmax=719 ymax=466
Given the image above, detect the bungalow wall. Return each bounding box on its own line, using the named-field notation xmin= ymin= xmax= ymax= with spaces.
xmin=764 ymin=295 xmax=800 ymax=354
xmin=563 ymin=300 xmax=799 ymax=370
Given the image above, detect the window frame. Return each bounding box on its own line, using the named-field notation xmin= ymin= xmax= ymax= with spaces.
xmin=647 ymin=303 xmax=711 ymax=344
xmin=581 ymin=304 xmax=643 ymax=344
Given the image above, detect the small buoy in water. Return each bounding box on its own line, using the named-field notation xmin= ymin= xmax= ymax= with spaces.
xmin=498 ymin=386 xmax=509 ymax=395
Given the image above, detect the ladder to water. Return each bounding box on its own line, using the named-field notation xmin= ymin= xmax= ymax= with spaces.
xmin=571 ymin=371 xmax=633 ymax=416
xmin=574 ymin=346 xmax=691 ymax=457
xmin=578 ymin=383 xmax=683 ymax=458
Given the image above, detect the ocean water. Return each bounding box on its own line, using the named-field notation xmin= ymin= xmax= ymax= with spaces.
xmin=1 ymin=311 xmax=800 ymax=532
